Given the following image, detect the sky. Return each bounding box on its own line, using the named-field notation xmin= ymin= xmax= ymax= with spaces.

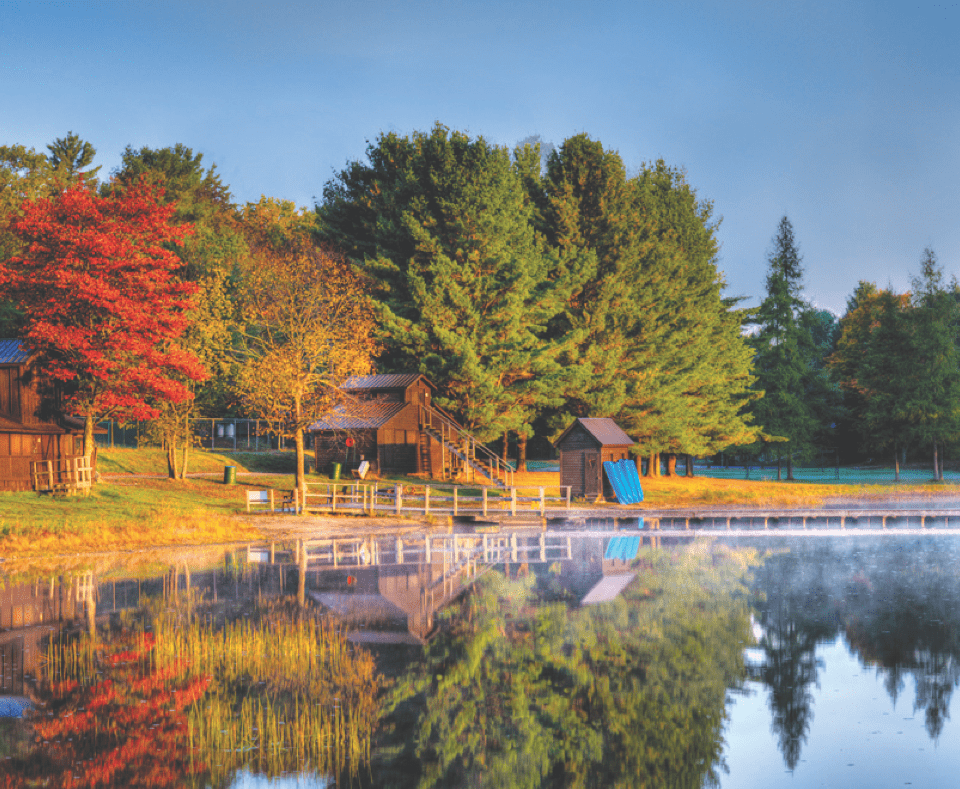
xmin=2 ymin=0 xmax=959 ymax=315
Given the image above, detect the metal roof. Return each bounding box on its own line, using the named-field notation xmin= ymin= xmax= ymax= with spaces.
xmin=554 ymin=418 xmax=635 ymax=447
xmin=309 ymin=400 xmax=408 ymax=430
xmin=0 ymin=339 xmax=29 ymax=365
xmin=342 ymin=373 xmax=431 ymax=391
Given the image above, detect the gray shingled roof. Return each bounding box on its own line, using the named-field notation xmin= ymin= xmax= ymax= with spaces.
xmin=342 ymin=373 xmax=430 ymax=391
xmin=309 ymin=400 xmax=408 ymax=430
xmin=0 ymin=339 xmax=29 ymax=365
xmin=554 ymin=417 xmax=635 ymax=447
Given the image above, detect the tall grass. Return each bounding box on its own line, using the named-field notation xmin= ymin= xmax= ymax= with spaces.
xmin=39 ymin=603 xmax=380 ymax=785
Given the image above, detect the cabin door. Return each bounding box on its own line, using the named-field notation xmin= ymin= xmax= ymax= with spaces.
xmin=584 ymin=453 xmax=600 ymax=499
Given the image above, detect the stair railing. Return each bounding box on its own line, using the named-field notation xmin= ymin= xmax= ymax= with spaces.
xmin=419 ymin=405 xmax=514 ymax=487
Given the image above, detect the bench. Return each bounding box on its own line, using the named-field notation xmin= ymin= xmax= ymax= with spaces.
xmin=351 ymin=460 xmax=371 ymax=480
xmin=246 ymin=489 xmax=276 ymax=513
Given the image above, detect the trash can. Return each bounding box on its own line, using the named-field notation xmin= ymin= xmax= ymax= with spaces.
xmin=223 ymin=466 xmax=237 ymax=485
xmin=330 ymin=462 xmax=342 ymax=481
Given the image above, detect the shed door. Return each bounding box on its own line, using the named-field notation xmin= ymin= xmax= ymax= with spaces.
xmin=584 ymin=453 xmax=600 ymax=498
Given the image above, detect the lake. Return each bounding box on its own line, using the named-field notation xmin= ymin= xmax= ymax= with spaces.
xmin=2 ymin=524 xmax=960 ymax=787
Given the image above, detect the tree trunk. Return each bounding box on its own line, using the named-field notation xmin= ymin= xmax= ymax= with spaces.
xmin=180 ymin=440 xmax=189 ymax=481
xmin=776 ymin=454 xmax=782 ymax=481
xmin=895 ymin=446 xmax=900 ymax=482
xmin=686 ymin=454 xmax=695 ymax=477
xmin=294 ymin=426 xmax=306 ymax=510
xmin=503 ymin=432 xmax=509 ymax=463
xmin=518 ymin=432 xmax=528 ymax=473
xmin=934 ymin=440 xmax=940 ymax=481
xmin=665 ymin=454 xmax=676 ymax=476
xmin=166 ymin=442 xmax=179 ymax=480
xmin=786 ymin=453 xmax=795 ymax=481
xmin=653 ymin=452 xmax=660 ymax=477
xmin=83 ymin=414 xmax=95 ymax=460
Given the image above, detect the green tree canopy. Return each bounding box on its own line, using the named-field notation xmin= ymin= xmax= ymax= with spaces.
xmin=319 ymin=124 xmax=581 ymax=444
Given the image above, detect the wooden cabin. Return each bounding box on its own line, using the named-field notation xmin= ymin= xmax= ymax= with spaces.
xmin=554 ymin=418 xmax=635 ymax=500
xmin=0 ymin=340 xmax=84 ymax=492
xmin=310 ymin=373 xmax=451 ymax=476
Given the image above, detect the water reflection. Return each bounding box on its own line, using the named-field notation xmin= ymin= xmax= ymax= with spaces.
xmin=18 ymin=529 xmax=960 ymax=786
xmin=725 ymin=535 xmax=960 ymax=785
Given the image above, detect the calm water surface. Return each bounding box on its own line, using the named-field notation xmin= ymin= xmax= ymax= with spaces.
xmin=3 ymin=525 xmax=960 ymax=787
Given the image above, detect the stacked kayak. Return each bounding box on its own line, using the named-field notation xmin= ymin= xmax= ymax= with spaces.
xmin=602 ymin=459 xmax=644 ymax=504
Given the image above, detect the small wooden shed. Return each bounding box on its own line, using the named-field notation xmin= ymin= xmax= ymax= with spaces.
xmin=554 ymin=418 xmax=635 ymax=500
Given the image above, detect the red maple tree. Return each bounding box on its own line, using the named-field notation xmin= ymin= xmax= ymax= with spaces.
xmin=0 ymin=180 xmax=207 ymax=456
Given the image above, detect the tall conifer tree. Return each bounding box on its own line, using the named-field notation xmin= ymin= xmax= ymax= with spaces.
xmin=749 ymin=216 xmax=819 ymax=479
xmin=319 ymin=125 xmax=583 ymax=443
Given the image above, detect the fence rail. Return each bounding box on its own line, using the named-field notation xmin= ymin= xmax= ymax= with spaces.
xmin=292 ymin=481 xmax=571 ymax=517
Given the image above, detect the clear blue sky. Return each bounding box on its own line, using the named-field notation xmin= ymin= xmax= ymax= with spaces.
xmin=2 ymin=0 xmax=958 ymax=314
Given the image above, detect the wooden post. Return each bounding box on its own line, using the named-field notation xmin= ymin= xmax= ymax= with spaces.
xmin=511 ymin=532 xmax=518 ymax=562
xmin=269 ymin=489 xmax=275 ymax=512
xmin=270 ymin=542 xmax=275 ymax=564
xmin=510 ymin=488 xmax=517 ymax=517
xmin=539 ymin=487 xmax=545 ymax=516
xmin=565 ymin=486 xmax=571 ymax=509
xmin=298 ymin=539 xmax=307 ymax=607
xmin=482 ymin=488 xmax=488 ymax=517
xmin=396 ymin=537 xmax=403 ymax=564
xmin=453 ymin=487 xmax=458 ymax=516
xmin=426 ymin=536 xmax=432 ymax=563
xmin=539 ymin=533 xmax=546 ymax=562
xmin=396 ymin=484 xmax=403 ymax=515
xmin=425 ymin=485 xmax=430 ymax=515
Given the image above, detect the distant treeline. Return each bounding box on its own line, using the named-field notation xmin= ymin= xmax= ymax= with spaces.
xmin=1 ymin=127 xmax=954 ymax=478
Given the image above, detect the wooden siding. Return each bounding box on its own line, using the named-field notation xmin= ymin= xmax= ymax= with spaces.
xmin=0 ymin=367 xmax=21 ymax=421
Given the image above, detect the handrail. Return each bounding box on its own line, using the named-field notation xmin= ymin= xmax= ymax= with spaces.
xmin=419 ymin=404 xmax=514 ymax=487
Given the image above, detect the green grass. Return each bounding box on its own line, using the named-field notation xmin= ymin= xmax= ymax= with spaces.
xmin=97 ymin=447 xmax=299 ymax=475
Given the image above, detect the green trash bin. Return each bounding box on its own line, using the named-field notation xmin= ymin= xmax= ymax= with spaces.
xmin=223 ymin=465 xmax=237 ymax=485
xmin=330 ymin=462 xmax=342 ymax=481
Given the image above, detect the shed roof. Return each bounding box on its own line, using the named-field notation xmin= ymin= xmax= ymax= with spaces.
xmin=342 ymin=373 xmax=433 ymax=391
xmin=309 ymin=400 xmax=408 ymax=431
xmin=554 ymin=418 xmax=635 ymax=448
xmin=0 ymin=339 xmax=29 ymax=366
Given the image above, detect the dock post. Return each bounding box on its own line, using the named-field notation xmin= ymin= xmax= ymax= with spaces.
xmin=511 ymin=488 xmax=517 ymax=517
xmin=425 ymin=486 xmax=430 ymax=515
xmin=539 ymin=533 xmax=546 ymax=561
xmin=840 ymin=515 xmax=845 ymax=529
xmin=426 ymin=536 xmax=432 ymax=563
xmin=396 ymin=484 xmax=403 ymax=515
xmin=511 ymin=532 xmax=518 ymax=562
xmin=396 ymin=537 xmax=403 ymax=564
xmin=270 ymin=542 xmax=275 ymax=564
xmin=453 ymin=487 xmax=458 ymax=516
xmin=482 ymin=488 xmax=488 ymax=517
xmin=539 ymin=487 xmax=545 ymax=516
xmin=483 ymin=534 xmax=488 ymax=561
xmin=565 ymin=486 xmax=571 ymax=509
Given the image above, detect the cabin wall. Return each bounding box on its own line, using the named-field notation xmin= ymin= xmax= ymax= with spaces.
xmin=313 ymin=430 xmax=377 ymax=474
xmin=0 ymin=367 xmax=21 ymax=421
xmin=378 ymin=404 xmax=421 ymax=472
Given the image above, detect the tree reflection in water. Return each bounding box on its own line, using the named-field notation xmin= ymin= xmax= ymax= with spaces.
xmin=749 ymin=537 xmax=960 ymax=768
xmin=371 ymin=541 xmax=757 ymax=789
xmin=0 ymin=597 xmax=379 ymax=788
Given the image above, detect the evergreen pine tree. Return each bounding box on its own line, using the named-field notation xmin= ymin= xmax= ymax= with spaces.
xmin=749 ymin=216 xmax=819 ymax=479
xmin=318 ymin=125 xmax=581 ymax=443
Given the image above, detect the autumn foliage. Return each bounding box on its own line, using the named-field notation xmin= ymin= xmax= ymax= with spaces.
xmin=0 ymin=632 xmax=210 ymax=788
xmin=0 ymin=180 xmax=206 ymax=451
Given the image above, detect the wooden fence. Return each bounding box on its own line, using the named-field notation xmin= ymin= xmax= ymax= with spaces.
xmin=31 ymin=457 xmax=93 ymax=495
xmin=291 ymin=481 xmax=572 ymax=518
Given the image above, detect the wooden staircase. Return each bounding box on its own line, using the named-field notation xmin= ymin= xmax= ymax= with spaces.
xmin=419 ymin=405 xmax=514 ymax=488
